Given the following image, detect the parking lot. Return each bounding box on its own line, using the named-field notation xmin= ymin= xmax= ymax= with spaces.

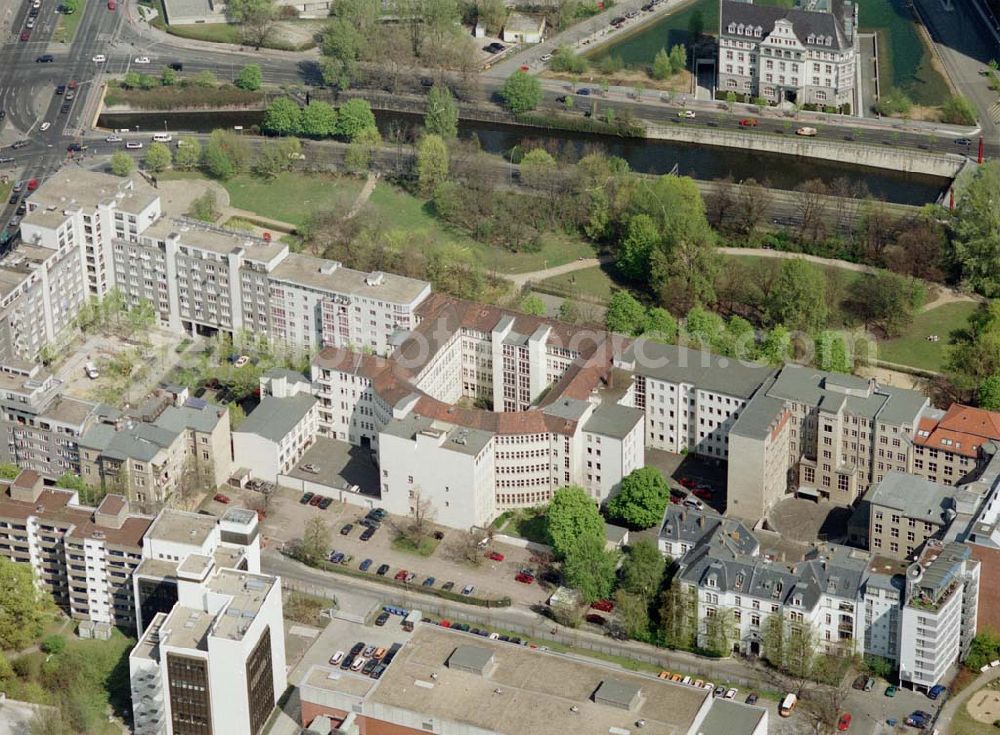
xmin=646 ymin=448 xmax=729 ymax=513
xmin=209 ymin=484 xmax=553 ymax=607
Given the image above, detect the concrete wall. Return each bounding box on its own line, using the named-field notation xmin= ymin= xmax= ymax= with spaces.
xmin=644 ymin=124 xmax=965 ymax=177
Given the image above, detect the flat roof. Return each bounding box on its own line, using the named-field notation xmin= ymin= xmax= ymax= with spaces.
xmin=698 ymin=698 xmax=767 ymax=734
xmin=369 ymin=626 xmax=710 ymax=735
xmin=381 ymin=414 xmax=493 ymax=457
xmin=271 ymin=252 xmax=430 ymax=306
xmin=144 ymin=218 xmax=287 ymax=263
xmin=29 ymin=169 xmax=155 ymax=211
xmin=145 ymin=509 xmax=218 ymax=547
xmin=583 ymin=401 xmax=644 ymax=440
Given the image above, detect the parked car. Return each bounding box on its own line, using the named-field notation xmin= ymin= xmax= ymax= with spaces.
xmin=515 ymin=572 xmax=534 ymax=584
xmin=884 ymin=685 xmax=897 ymax=697
xmin=928 ymin=684 xmax=946 ymax=700
xmin=361 ymin=658 xmax=378 ymax=675
xmin=329 ymin=650 xmax=344 ymax=665
xmin=724 ymin=688 xmax=737 ymax=699
xmin=329 ymin=552 xmax=344 ymax=564
xmin=678 ymin=477 xmax=696 ymax=488
xmin=360 ymin=526 xmax=375 ymax=541
xmin=905 ymin=710 xmax=932 ymax=728
xmin=36 ymin=54 xmax=54 ymax=63
xmin=422 ymin=577 xmax=435 ymax=587
xmin=376 ymin=564 xmax=390 ymax=576
xmin=486 ymin=551 xmax=504 ymax=562
xmin=404 ymin=572 xmax=416 ymax=583
xmin=368 ymin=508 xmax=387 ymax=522
xmin=67 ymin=143 xmax=87 ymax=152
xmin=39 ymin=122 xmax=51 ymax=132
xmin=371 ymin=664 xmax=386 ymax=679
xmin=795 ymin=126 xmax=818 ymax=136
xmin=350 ymin=657 xmax=366 ymax=672
xmin=394 ymin=570 xmax=408 ymax=581
xmin=677 ymin=110 xmax=695 ymax=118
xmin=362 ymin=645 xmax=376 ymax=658
xmin=585 ymin=613 xmax=606 ymax=625
xmin=359 ymin=558 xmax=373 ymax=571
xmin=745 ymin=692 xmax=759 ymax=705
xmin=125 ymin=141 xmax=143 ymax=149
xmin=591 ymin=599 xmax=614 ymax=613
xmin=461 ymin=584 xmax=475 ymax=596
xmin=576 ymin=88 xmax=591 ymax=96
xmin=92 ymin=54 xmax=107 ymax=63
xmin=863 ymin=677 xmax=875 ymax=692
xmin=683 ymin=497 xmax=704 ymax=510
xmin=105 ymin=135 xmax=122 ymax=143
xmin=341 ymin=523 xmax=354 ymax=536
xmin=309 ymin=494 xmax=323 ymax=506
xmin=302 ymin=463 xmax=320 ymax=473
xmin=375 ymin=611 xmax=389 ymax=626
xmin=713 ymin=685 xmax=725 ymax=697
xmin=133 ymin=56 xmax=151 ymax=64
xmin=300 ymin=492 xmax=314 ymax=504
xmin=340 ymin=654 xmax=355 ymax=670
xmin=954 ymin=138 xmax=972 ymax=146
xmin=441 ymin=581 xmax=455 ymax=591
xmin=213 ymin=493 xmax=230 ymax=504
xmin=739 ymin=118 xmax=758 ymax=127
xmin=852 ymin=675 xmax=867 ymax=691
xmin=837 ymin=713 xmax=852 ymax=731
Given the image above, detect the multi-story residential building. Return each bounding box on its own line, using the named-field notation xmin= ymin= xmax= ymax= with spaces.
xmin=863 ymin=472 xmax=959 ymax=560
xmin=128 ymin=507 xmax=284 ymax=735
xmin=863 ymin=563 xmax=905 ymax=665
xmin=898 ymin=540 xmax=979 ymax=691
xmin=912 ymin=403 xmax=1000 ymax=486
xmin=718 ymin=0 xmax=858 ymax=109
xmin=728 ymin=367 xmax=928 ymax=523
xmin=0 ymin=469 xmax=152 ymax=628
xmin=232 ymin=394 xmax=318 ymax=483
xmin=79 ymin=390 xmax=232 ymax=508
xmin=20 ymin=168 xmax=161 ymax=298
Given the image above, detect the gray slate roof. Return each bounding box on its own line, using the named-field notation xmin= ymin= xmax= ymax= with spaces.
xmin=235 ymin=395 xmax=316 ymax=443
xmin=865 ymin=471 xmax=955 ymax=525
xmin=583 ymin=402 xmax=644 ymax=439
xmin=720 ymin=0 xmax=849 ymax=49
xmin=617 ymin=339 xmax=773 ymax=399
xmin=698 ymin=698 xmax=768 ymax=735
xmin=155 ymin=403 xmax=224 ymax=435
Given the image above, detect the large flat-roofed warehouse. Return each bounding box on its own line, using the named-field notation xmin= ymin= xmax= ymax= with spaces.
xmin=298 ymin=625 xmax=767 ymax=735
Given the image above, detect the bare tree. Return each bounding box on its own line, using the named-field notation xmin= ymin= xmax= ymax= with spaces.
xmin=704 ymin=176 xmax=736 ymax=230
xmin=735 ymin=178 xmax=772 ymax=236
xmin=801 ymin=684 xmax=850 ymax=734
xmin=402 ymin=488 xmax=436 ymax=545
xmin=174 ymin=452 xmax=216 ymax=510
xmin=300 ymin=517 xmax=331 ymax=565
xmin=795 ymin=179 xmax=830 ymax=245
xmin=456 ymin=528 xmax=487 ymax=566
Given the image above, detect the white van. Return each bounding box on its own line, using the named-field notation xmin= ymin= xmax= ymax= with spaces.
xmin=152 ymin=133 xmax=173 ymax=143
xmin=779 ymin=693 xmax=797 ymax=717
xmin=84 ymin=362 xmax=99 ymax=379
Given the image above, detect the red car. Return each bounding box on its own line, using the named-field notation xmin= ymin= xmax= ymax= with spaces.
xmin=26 ymin=179 xmax=38 ymax=191
xmin=486 ymin=551 xmax=504 ymax=562
xmin=20 ymin=30 xmax=30 ymax=41
xmin=394 ymin=569 xmax=408 ymax=581
xmin=739 ymin=118 xmax=759 ymax=127
xmin=107 ymin=0 xmax=116 ymax=8
xmin=438 ymin=619 xmax=451 ymax=628
xmin=68 ymin=80 xmax=78 ymax=90
xmin=692 ymin=488 xmax=713 ymax=500
xmin=678 ymin=477 xmax=696 ymax=489
xmin=837 ymin=713 xmax=852 ymax=731
xmin=309 ymin=494 xmax=323 ymax=506
xmin=591 ymin=599 xmax=614 ymax=613
xmin=213 ymin=493 xmax=230 ymax=504
xmin=515 ymin=572 xmax=534 ymax=584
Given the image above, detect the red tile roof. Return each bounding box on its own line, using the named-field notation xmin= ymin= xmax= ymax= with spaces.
xmin=915 ymin=404 xmax=1000 ymax=458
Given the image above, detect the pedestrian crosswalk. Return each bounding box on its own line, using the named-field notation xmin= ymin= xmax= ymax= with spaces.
xmin=991 ymin=101 xmax=1000 ymax=124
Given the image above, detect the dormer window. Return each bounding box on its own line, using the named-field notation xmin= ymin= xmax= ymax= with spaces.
xmin=755 ymin=25 xmax=762 ymax=36
xmin=707 ymin=575 xmax=718 ymax=588
xmin=737 ymin=23 xmax=745 ymax=34
xmin=826 ymin=36 xmax=833 ymax=45
xmin=728 ymin=22 xmax=737 ymax=33
xmin=807 ymin=33 xmax=815 ymax=44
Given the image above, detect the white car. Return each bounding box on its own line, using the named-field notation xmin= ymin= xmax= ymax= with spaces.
xmin=725 ymin=688 xmax=738 ymax=700
xmin=105 ymin=135 xmax=122 ymax=143
xmin=328 ymin=650 xmax=344 ymax=666
xmin=133 ymin=56 xmax=151 ymax=64
xmin=92 ymin=54 xmax=106 ymax=63
xmin=39 ymin=121 xmax=51 ymax=131
xmin=233 ymin=354 xmax=250 ymax=368
xmin=350 ymin=657 xmax=366 ymax=672
xmin=540 ymin=53 xmax=552 ymax=62
xmin=33 ymin=0 xmax=41 ymax=7
xmin=125 ymin=141 xmax=143 ymax=149
xmin=677 ymin=110 xmax=696 ymax=118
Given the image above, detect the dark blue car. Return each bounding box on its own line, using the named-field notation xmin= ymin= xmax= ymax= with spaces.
xmin=928 ymin=684 xmax=946 ymax=700
xmin=359 ymin=558 xmax=373 ymax=572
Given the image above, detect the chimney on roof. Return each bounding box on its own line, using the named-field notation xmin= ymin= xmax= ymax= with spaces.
xmin=10 ymin=470 xmax=43 ymax=503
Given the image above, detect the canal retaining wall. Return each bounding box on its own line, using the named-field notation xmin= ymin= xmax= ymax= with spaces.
xmin=644 ymin=123 xmax=967 ymax=178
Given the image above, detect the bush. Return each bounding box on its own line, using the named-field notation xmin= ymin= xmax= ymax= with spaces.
xmin=874 ymin=89 xmax=912 ymax=116
xmin=941 ymin=95 xmax=977 ymax=125
xmin=41 ymin=634 xmax=66 ymax=655
xmin=551 ymin=45 xmax=587 ymax=74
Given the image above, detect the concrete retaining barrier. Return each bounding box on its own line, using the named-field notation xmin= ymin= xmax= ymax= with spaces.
xmin=645 ymin=124 xmax=966 ymax=177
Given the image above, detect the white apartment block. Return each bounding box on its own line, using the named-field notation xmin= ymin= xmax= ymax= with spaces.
xmin=718 ymin=0 xmax=858 ymax=109
xmin=232 ymin=394 xmax=318 ymax=483
xmin=129 ymin=508 xmax=283 ymax=735
xmin=899 ymin=541 xmax=980 ymax=691
xmin=0 ymin=469 xmax=152 ymax=628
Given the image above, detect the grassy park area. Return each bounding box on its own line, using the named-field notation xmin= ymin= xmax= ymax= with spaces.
xmin=877 ymin=301 xmax=979 ymax=372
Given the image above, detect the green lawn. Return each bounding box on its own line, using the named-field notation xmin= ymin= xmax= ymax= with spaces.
xmin=878 ymin=301 xmax=979 ymax=372
xmin=223 ymin=172 xmax=363 ymax=227
xmin=392 ymin=534 xmax=440 ymax=557
xmin=158 ymin=18 xmax=317 ymax=50
xmin=539 ymin=264 xmax=620 ymax=302
xmin=499 ymin=507 xmax=549 ymax=545
xmin=52 ymin=9 xmax=83 ymax=44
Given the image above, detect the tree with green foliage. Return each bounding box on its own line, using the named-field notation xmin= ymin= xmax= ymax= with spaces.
xmin=519 ymin=293 xmax=546 ymax=316
xmin=336 ymin=98 xmax=377 ymax=140
xmin=0 ymin=463 xmax=20 ymax=479
xmin=966 ymin=630 xmax=1000 ymax=671
xmin=684 ymin=305 xmax=725 ymax=348
xmin=300 ymin=101 xmax=338 ymax=137
xmin=941 ymin=95 xmax=976 ymax=125
xmin=874 ymin=88 xmax=912 ymax=116
xmin=562 ymin=534 xmax=619 ymax=603
xmin=953 ymin=162 xmax=1000 ymax=297
xmin=546 ymin=484 xmax=604 ymax=558
xmin=188 ymin=190 xmax=220 ymax=222
xmin=235 ymin=63 xmax=263 ymax=91
xmin=202 ymin=129 xmax=250 ymax=179
xmin=417 ymin=134 xmax=450 ymax=196
xmin=551 ymin=45 xmax=587 ymax=74
xmin=109 ymin=151 xmax=134 ymax=177
xmin=979 ymin=374 xmax=1000 ymax=411
xmin=605 ymin=291 xmax=647 ymax=336
xmin=558 ymin=300 xmax=581 ymax=324
xmin=193 ymin=69 xmax=218 ymax=87
xmin=786 ymin=621 xmax=818 ymax=681
xmin=760 ymin=325 xmax=791 ymax=366
xmin=644 ymin=307 xmax=677 ymax=343
xmin=122 ymin=70 xmax=141 ymax=89
xmin=669 ymin=44 xmax=686 ymax=74
xmin=476 ymin=0 xmax=507 ymax=33
xmin=138 ymin=74 xmax=158 ymax=90
xmin=500 ymin=71 xmax=542 ymax=114
xmin=767 ymin=259 xmax=828 ymax=333
xmin=761 ymin=613 xmax=786 ymax=668
xmin=816 ymin=330 xmax=852 ymax=373
xmin=226 ymin=0 xmax=277 ymax=47
xmin=253 ymin=140 xmax=294 ymax=179
xmin=519 ymin=148 xmax=557 ymax=190
xmin=320 ymin=19 xmax=362 ymax=89
xmin=704 ymin=607 xmax=737 ymax=656
xmin=41 ymin=634 xmax=67 ymax=654
xmin=425 ymin=84 xmax=459 ymax=139
xmin=160 ymin=66 xmax=178 ymax=86
xmin=652 ymin=47 xmax=673 ymax=80
xmin=658 ymin=578 xmax=697 ymax=650
xmin=620 ymin=538 xmax=666 ymax=600
xmin=344 ymin=126 xmax=380 ymax=173
xmin=0 ymin=556 xmax=47 ymax=649
xmin=54 ymin=472 xmax=87 ymax=492
xmin=617 ymin=213 xmax=660 ymax=280
xmin=614 ymin=588 xmax=651 ymax=638
xmin=174 ymin=138 xmax=202 ymax=170
xmin=143 ymin=141 xmax=172 ymax=173
xmin=947 ymin=301 xmax=1000 ymax=394
xmin=607 ymin=467 xmax=670 ymax=529
xmin=61 ymin=0 xmax=80 ymax=12
xmin=848 ymin=271 xmax=925 ymax=337
xmin=263 ymin=97 xmax=302 ymax=136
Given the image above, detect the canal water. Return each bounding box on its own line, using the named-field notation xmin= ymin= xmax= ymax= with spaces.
xmin=98 ymin=109 xmax=949 ymax=205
